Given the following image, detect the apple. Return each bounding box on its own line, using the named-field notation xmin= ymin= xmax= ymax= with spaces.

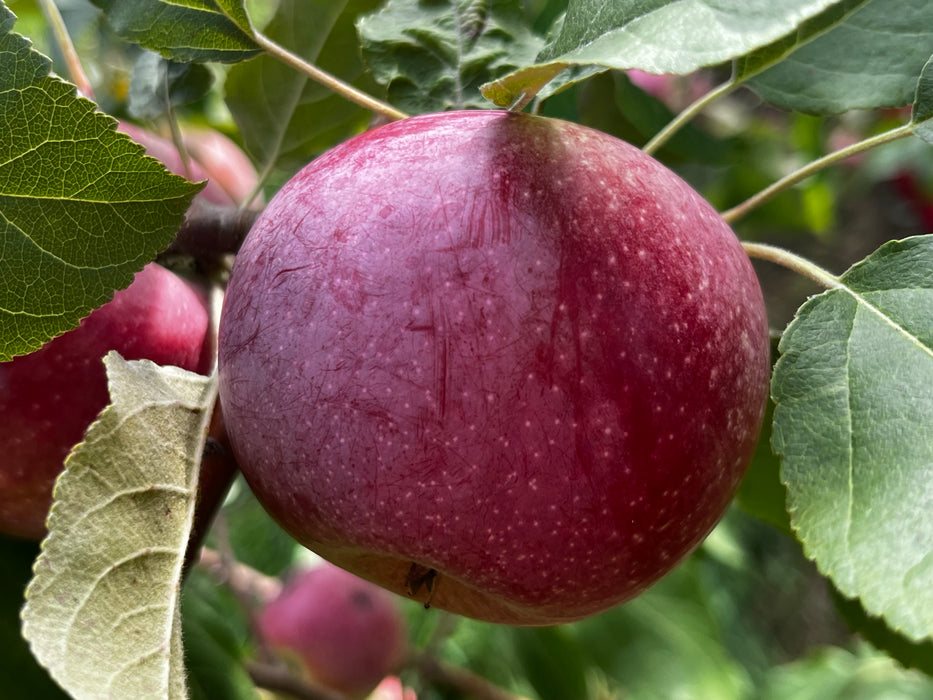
xmin=258 ymin=563 xmax=408 ymax=698
xmin=118 ymin=122 xmax=259 ymax=208
xmin=0 ymin=264 xmax=211 ymax=540
xmin=218 ymin=110 xmax=770 ymax=625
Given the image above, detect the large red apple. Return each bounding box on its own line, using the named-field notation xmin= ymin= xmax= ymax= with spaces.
xmin=259 ymin=563 xmax=407 ymax=698
xmin=0 ymin=264 xmax=211 ymax=539
xmin=218 ymin=110 xmax=770 ymax=625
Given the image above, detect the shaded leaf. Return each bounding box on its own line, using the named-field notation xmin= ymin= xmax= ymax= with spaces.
xmin=749 ymin=0 xmax=933 ymax=114
xmin=758 ymin=646 xmax=933 ymax=699
xmin=90 ymin=0 xmax=260 ymax=63
xmin=772 ymin=235 xmax=933 ymax=642
xmin=357 ymin=0 xmax=543 ymax=113
xmin=21 ymin=354 xmax=217 ymax=700
xmin=128 ymin=52 xmax=215 ymax=121
xmin=911 ymin=55 xmax=933 ymax=145
xmin=832 ymin=587 xmax=933 ymax=678
xmin=0 ymin=536 xmax=69 ymax=700
xmin=225 ymin=0 xmax=381 ymax=180
xmin=183 ymin=569 xmax=258 ymax=700
xmin=482 ymin=0 xmax=855 ymax=107
xmin=737 ymin=397 xmax=792 ymax=535
xmin=0 ymin=4 xmax=202 ymax=361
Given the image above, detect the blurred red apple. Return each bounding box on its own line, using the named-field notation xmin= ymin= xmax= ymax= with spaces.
xmin=0 ymin=264 xmax=211 ymax=539
xmin=259 ymin=563 xmax=407 ymax=698
xmin=218 ymin=110 xmax=770 ymax=625
xmin=118 ymin=122 xmax=259 ymax=208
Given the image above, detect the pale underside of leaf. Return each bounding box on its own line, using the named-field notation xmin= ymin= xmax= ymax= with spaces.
xmin=22 ymin=354 xmax=217 ymax=700
xmin=773 ymin=236 xmax=933 ymax=642
xmin=481 ymin=0 xmax=854 ymax=106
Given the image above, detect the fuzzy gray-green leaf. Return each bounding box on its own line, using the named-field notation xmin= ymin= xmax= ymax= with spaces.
xmin=21 ymin=355 xmax=217 ymax=700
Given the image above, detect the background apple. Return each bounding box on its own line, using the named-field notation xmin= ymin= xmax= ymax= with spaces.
xmin=117 ymin=121 xmax=259 ymax=208
xmin=258 ymin=562 xmax=408 ymax=699
xmin=219 ymin=109 xmax=771 ymax=625
xmin=0 ymin=263 xmax=211 ymax=540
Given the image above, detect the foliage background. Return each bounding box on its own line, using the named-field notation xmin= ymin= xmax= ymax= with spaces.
xmin=4 ymin=0 xmax=933 ymax=697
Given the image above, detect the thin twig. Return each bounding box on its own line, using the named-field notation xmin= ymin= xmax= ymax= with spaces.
xmin=38 ymin=0 xmax=94 ymax=98
xmin=643 ymin=77 xmax=738 ymax=155
xmin=197 ymin=546 xmax=283 ymax=603
xmin=722 ymin=124 xmax=915 ymax=224
xmin=414 ymin=654 xmax=534 ymax=700
xmin=252 ymin=31 xmax=408 ymax=121
xmin=246 ymin=660 xmax=345 ymax=700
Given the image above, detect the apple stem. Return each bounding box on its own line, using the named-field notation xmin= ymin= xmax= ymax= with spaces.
xmin=37 ymin=0 xmax=94 ymax=99
xmin=722 ymin=124 xmax=915 ymax=224
xmin=252 ymin=31 xmax=409 ymax=122
xmin=642 ymin=77 xmax=738 ymax=156
xmin=742 ymin=242 xmax=842 ymax=290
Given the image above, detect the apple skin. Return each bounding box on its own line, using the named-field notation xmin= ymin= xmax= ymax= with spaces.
xmin=258 ymin=563 xmax=407 ymax=699
xmin=218 ymin=110 xmax=770 ymax=625
xmin=0 ymin=264 xmax=211 ymax=540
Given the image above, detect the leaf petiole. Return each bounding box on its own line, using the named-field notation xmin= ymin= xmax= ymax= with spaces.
xmin=251 ymin=31 xmax=408 ymax=122
xmin=642 ymin=78 xmax=738 ymax=155
xmin=723 ymin=124 xmax=915 ymax=224
xmin=742 ymin=241 xmax=842 ymax=290
xmin=37 ymin=0 xmax=93 ymax=98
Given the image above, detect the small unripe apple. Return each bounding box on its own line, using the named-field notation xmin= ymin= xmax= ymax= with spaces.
xmin=218 ymin=110 xmax=770 ymax=625
xmin=258 ymin=563 xmax=408 ymax=698
xmin=0 ymin=264 xmax=210 ymax=539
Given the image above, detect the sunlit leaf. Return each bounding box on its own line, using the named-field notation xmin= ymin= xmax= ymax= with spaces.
xmin=772 ymin=235 xmax=933 ymax=642
xmin=21 ymin=354 xmax=217 ymax=700
xmin=90 ymin=0 xmax=260 ymax=63
xmin=0 ymin=5 xmax=201 ymax=361
xmin=482 ymin=0 xmax=856 ymax=107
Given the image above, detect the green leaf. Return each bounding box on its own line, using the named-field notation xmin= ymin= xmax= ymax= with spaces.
xmin=482 ymin=0 xmax=856 ymax=107
xmin=357 ymin=0 xmax=544 ymax=113
xmin=749 ymin=0 xmax=933 ymax=114
xmin=512 ymin=626 xmax=589 ymax=700
xmin=0 ymin=536 xmax=69 ymax=700
xmin=21 ymin=354 xmax=217 ymax=700
xmin=183 ymin=569 xmax=258 ymax=700
xmin=225 ymin=0 xmax=381 ymax=179
xmin=911 ymin=55 xmax=933 ymax=144
xmin=832 ymin=587 xmax=933 ymax=678
xmin=0 ymin=4 xmax=202 ymax=361
xmin=772 ymin=235 xmax=933 ymax=643
xmin=90 ymin=0 xmax=260 ymax=63
xmin=758 ymin=646 xmax=933 ymax=699
xmin=128 ymin=52 xmax=215 ymax=121
xmin=737 ymin=397 xmax=793 ymax=535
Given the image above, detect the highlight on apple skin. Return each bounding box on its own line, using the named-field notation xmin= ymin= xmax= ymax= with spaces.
xmin=218 ymin=110 xmax=771 ymax=625
xmin=0 ymin=264 xmax=211 ymax=540
xmin=258 ymin=562 xmax=408 ymax=699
